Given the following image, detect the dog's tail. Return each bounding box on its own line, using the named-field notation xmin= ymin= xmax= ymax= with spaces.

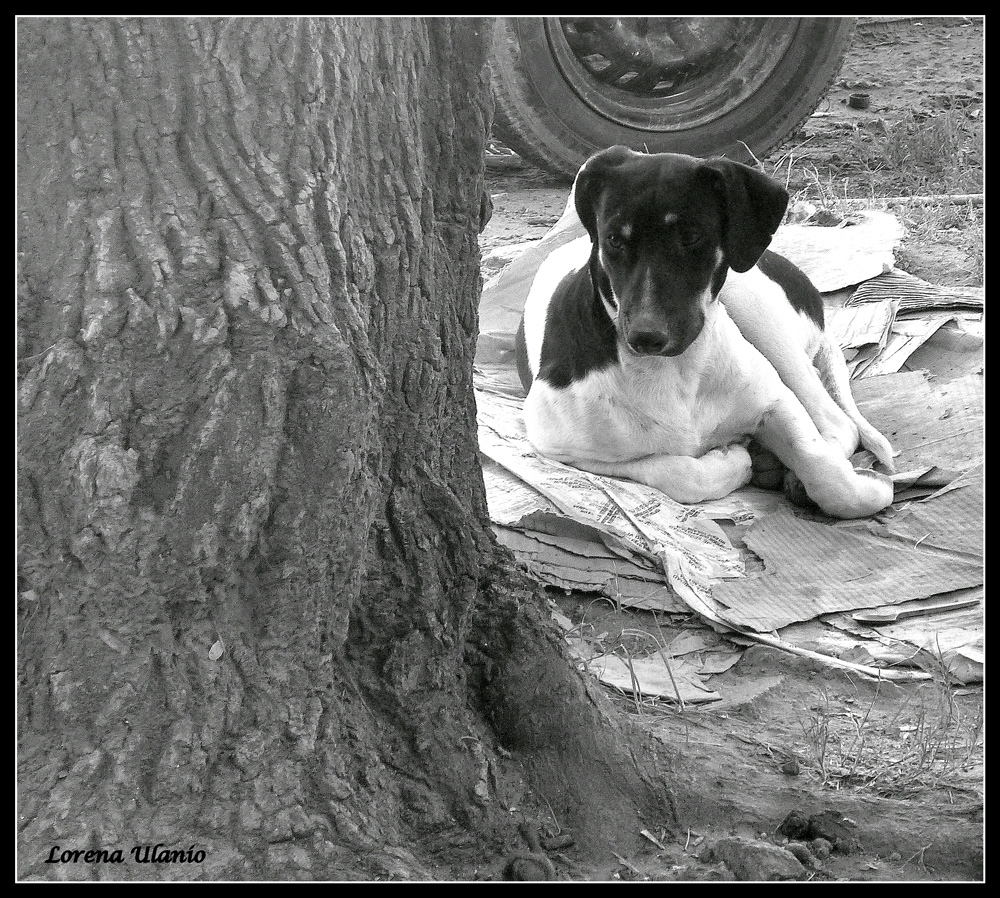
xmin=814 ymin=338 xmax=896 ymax=471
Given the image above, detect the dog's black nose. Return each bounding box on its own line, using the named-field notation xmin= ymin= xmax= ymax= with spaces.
xmin=627 ymin=332 xmax=670 ymax=355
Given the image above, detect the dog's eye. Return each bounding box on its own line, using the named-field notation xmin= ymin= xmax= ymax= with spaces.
xmin=604 ymin=231 xmax=626 ymax=252
xmin=677 ymin=226 xmax=703 ymax=247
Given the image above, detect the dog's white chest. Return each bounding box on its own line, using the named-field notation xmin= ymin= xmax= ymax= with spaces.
xmin=525 ymin=310 xmax=774 ymax=463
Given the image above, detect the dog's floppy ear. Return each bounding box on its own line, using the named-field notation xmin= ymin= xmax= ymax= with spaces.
xmin=701 ymin=159 xmax=789 ymax=272
xmin=573 ymin=145 xmax=636 ymax=240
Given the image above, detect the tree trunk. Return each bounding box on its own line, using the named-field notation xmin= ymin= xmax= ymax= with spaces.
xmin=17 ymin=17 xmax=670 ymax=881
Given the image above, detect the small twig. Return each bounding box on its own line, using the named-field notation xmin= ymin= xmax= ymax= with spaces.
xmin=618 ymin=650 xmax=645 ymax=715
xmin=538 ymin=790 xmax=562 ymax=836
xmin=18 ymin=341 xmax=59 ymax=364
xmin=738 ymin=140 xmax=763 ymax=168
xmin=612 ymin=852 xmax=644 ymax=877
xmin=640 ymin=829 xmax=666 ymax=850
xmin=839 ymin=193 xmax=983 ymax=207
xmin=902 ymin=842 xmax=933 ymax=872
xmin=650 ymin=611 xmax=686 ymax=711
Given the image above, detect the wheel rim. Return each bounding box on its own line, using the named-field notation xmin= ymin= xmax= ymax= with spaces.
xmin=544 ymin=17 xmax=800 ymax=133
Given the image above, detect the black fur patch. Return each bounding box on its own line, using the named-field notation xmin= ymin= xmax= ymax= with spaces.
xmin=756 ymin=250 xmax=825 ymax=328
xmin=533 ymin=269 xmax=619 ymax=390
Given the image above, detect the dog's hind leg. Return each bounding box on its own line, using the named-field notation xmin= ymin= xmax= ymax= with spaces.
xmin=722 ymin=282 xmax=873 ymax=465
xmin=813 ymin=336 xmax=896 ymax=471
xmin=756 ymin=389 xmax=894 ymax=519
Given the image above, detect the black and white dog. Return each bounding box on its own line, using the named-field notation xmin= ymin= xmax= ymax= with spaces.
xmin=514 ymin=146 xmax=895 ymax=520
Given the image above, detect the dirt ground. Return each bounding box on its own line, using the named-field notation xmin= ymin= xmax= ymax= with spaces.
xmin=480 ymin=17 xmax=983 ymax=882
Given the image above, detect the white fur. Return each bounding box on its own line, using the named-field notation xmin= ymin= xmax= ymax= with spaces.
xmin=526 ymin=300 xmax=772 ymax=462
xmin=525 ymin=300 xmax=781 ymax=503
xmin=720 ymin=268 xmax=894 ymax=467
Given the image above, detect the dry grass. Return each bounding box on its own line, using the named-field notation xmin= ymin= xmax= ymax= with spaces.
xmin=846 ymin=106 xmax=983 ymax=196
xmin=796 ymin=673 xmax=984 ymax=798
xmin=892 ymin=198 xmax=984 ymax=287
xmin=760 ymin=100 xmax=984 ymax=288
xmin=768 ymin=101 xmax=983 ymax=198
xmin=555 ymin=597 xmax=697 ymax=717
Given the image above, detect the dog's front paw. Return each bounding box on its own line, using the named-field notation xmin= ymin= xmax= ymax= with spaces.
xmin=708 ymin=444 xmax=753 ymax=495
xmin=656 ymin=445 xmax=752 ymax=503
xmin=852 ymin=467 xmax=895 ymax=514
xmin=788 ymin=465 xmax=895 ymax=519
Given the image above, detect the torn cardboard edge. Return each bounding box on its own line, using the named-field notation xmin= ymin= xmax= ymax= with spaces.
xmin=822 ymin=585 xmax=984 ymax=682
xmin=550 ymin=602 xmax=740 ymax=705
xmin=711 ymin=505 xmax=983 ymax=632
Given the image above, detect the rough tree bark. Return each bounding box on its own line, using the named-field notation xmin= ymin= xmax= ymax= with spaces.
xmin=17 ymin=17 xmax=669 ymax=881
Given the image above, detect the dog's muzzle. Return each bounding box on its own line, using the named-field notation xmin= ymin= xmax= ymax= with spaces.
xmin=623 ymin=311 xmax=703 ymax=357
xmin=626 ymin=329 xmax=673 ymax=356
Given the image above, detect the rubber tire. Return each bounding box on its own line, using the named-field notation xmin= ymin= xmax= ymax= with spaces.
xmin=491 ymin=17 xmax=855 ymax=181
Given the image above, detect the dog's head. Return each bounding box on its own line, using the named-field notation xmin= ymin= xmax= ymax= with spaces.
xmin=573 ymin=146 xmax=788 ymax=357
